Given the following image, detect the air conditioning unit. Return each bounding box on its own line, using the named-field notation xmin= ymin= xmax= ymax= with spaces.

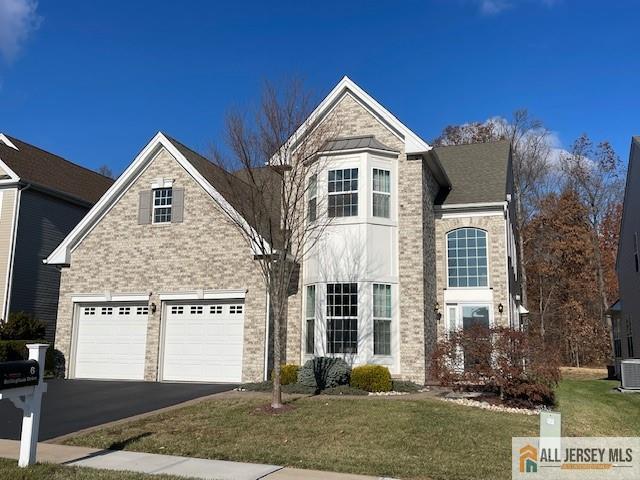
xmin=621 ymin=359 xmax=640 ymax=390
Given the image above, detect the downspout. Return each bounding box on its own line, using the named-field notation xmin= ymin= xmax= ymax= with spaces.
xmin=503 ymin=200 xmax=511 ymax=329
xmin=4 ymin=183 xmax=30 ymax=320
xmin=263 ymin=288 xmax=271 ymax=381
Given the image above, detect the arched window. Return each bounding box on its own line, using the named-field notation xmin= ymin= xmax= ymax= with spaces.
xmin=447 ymin=228 xmax=488 ymax=287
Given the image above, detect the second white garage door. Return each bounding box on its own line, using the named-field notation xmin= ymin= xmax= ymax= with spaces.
xmin=161 ymin=302 xmax=245 ymax=383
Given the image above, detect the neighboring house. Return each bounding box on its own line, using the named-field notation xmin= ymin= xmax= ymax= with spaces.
xmin=614 ymin=136 xmax=640 ymax=370
xmin=45 ymin=77 xmax=523 ymax=384
xmin=0 ymin=134 xmax=113 ymax=341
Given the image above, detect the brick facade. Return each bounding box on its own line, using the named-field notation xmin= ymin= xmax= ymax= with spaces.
xmin=434 ymin=213 xmax=510 ymax=338
xmin=55 ymin=147 xmax=267 ymax=382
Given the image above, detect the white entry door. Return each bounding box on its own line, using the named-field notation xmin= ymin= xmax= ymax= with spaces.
xmin=161 ymin=302 xmax=245 ymax=383
xmin=74 ymin=304 xmax=149 ymax=380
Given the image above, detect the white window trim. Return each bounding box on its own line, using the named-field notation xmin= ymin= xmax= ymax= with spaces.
xmin=327 ymin=167 xmax=359 ymax=218
xmin=152 ymin=187 xmax=173 ymax=224
xmin=304 ymin=285 xmax=316 ymax=356
xmin=372 ymin=283 xmax=392 ymax=357
xmin=371 ymin=168 xmax=391 ymax=219
xmin=307 ymin=174 xmax=317 ymax=223
xmin=71 ymin=293 xmax=150 ymax=303
xmin=445 ymin=227 xmax=491 ymax=290
xmin=151 ymin=178 xmax=174 ymax=189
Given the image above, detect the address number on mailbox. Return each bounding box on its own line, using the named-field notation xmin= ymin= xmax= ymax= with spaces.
xmin=0 ymin=360 xmax=39 ymax=390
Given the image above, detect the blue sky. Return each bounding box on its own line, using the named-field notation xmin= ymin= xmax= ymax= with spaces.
xmin=0 ymin=0 xmax=638 ymax=174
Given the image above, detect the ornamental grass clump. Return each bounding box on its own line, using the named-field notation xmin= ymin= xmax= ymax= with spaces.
xmin=298 ymin=357 xmax=350 ymax=391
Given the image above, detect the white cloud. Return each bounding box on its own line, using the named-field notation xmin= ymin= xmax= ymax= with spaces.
xmin=0 ymin=0 xmax=41 ymax=62
xmin=472 ymin=0 xmax=561 ymax=15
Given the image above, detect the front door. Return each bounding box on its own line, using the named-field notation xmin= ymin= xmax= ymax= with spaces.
xmin=446 ymin=304 xmax=491 ymax=370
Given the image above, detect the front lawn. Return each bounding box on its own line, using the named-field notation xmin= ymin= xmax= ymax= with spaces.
xmin=64 ymin=374 xmax=639 ymax=480
xmin=0 ymin=458 xmax=187 ymax=480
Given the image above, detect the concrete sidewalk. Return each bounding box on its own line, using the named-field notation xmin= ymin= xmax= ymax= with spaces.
xmin=0 ymin=439 xmax=395 ymax=480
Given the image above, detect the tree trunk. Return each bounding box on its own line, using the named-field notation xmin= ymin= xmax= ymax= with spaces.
xmin=590 ymin=227 xmax=614 ymax=362
xmin=271 ymin=297 xmax=283 ymax=409
xmin=538 ymin=281 xmax=545 ymax=338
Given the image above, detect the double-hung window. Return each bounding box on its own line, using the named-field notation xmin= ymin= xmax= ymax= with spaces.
xmin=373 ymin=284 xmax=392 ymax=355
xmin=372 ymin=169 xmax=390 ymax=218
xmin=307 ymin=174 xmax=317 ymax=223
xmin=627 ymin=316 xmax=635 ymax=357
xmin=305 ymin=285 xmax=316 ymax=354
xmin=153 ymin=187 xmax=173 ymax=223
xmin=328 ymin=168 xmax=358 ymax=217
xmin=447 ymin=228 xmax=488 ymax=287
xmin=327 ymin=283 xmax=358 ymax=354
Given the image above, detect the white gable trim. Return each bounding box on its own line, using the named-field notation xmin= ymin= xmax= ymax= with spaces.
xmin=282 ymin=76 xmax=430 ymax=158
xmin=45 ymin=132 xmax=270 ymax=265
xmin=0 ymin=134 xmax=18 ymax=150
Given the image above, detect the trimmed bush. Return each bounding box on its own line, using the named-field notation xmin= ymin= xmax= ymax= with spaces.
xmin=282 ymin=383 xmax=316 ymax=394
xmin=0 ymin=340 xmax=56 ymax=374
xmin=321 ymin=385 xmax=368 ymax=396
xmin=242 ymin=381 xmax=272 ymax=392
xmin=0 ymin=312 xmax=45 ymax=340
xmin=298 ymin=357 xmax=350 ymax=391
xmin=350 ymin=365 xmax=392 ymax=392
xmin=392 ymin=380 xmax=422 ymax=393
xmin=270 ymin=364 xmax=300 ymax=385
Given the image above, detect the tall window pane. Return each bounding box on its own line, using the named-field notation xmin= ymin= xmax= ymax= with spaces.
xmin=447 ymin=228 xmax=488 ymax=287
xmin=326 ymin=283 xmax=358 ymax=354
xmin=153 ymin=187 xmax=173 ymax=223
xmin=372 ymin=169 xmax=390 ymax=218
xmin=307 ymin=174 xmax=317 ymax=223
xmin=373 ymin=283 xmax=391 ymax=355
xmin=328 ymin=168 xmax=358 ymax=217
xmin=305 ymin=285 xmax=315 ymax=354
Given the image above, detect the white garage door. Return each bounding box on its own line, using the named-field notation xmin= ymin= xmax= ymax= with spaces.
xmin=162 ymin=302 xmax=244 ymax=383
xmin=74 ymin=304 xmax=149 ymax=380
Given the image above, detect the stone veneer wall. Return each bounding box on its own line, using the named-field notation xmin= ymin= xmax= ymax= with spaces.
xmin=434 ymin=213 xmax=509 ymax=338
xmin=55 ymin=147 xmax=267 ymax=382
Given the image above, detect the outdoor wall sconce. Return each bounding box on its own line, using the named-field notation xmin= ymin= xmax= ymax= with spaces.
xmin=498 ymin=303 xmax=504 ymax=314
xmin=434 ymin=302 xmax=440 ymax=312
xmin=151 ymin=302 xmax=157 ymax=314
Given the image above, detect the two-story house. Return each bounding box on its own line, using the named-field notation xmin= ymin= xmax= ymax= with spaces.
xmin=45 ymin=77 xmax=522 ymax=383
xmin=0 ymin=134 xmax=113 ymax=341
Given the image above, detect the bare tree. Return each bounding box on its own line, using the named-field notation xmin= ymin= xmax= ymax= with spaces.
xmin=560 ymin=134 xmax=624 ymax=358
xmin=210 ymin=80 xmax=338 ymax=408
xmin=97 ymin=164 xmax=115 ymax=179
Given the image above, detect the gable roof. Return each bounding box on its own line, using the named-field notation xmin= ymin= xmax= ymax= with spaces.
xmin=431 ymin=140 xmax=511 ymax=206
xmin=281 ymin=76 xmax=431 ymax=158
xmin=46 ymin=132 xmax=280 ymax=265
xmin=0 ymin=134 xmax=114 ymax=205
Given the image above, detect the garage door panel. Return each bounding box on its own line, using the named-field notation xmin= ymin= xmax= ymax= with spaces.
xmin=162 ymin=302 xmax=245 ymax=383
xmin=74 ymin=304 xmax=149 ymax=380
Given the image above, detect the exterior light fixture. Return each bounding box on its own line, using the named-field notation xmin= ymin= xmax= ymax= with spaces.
xmin=151 ymin=302 xmax=157 ymax=314
xmin=498 ymin=303 xmax=504 ymax=314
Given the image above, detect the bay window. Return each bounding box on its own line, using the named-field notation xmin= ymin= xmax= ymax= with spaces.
xmin=328 ymin=168 xmax=358 ymax=217
xmin=372 ymin=168 xmax=390 ymax=218
xmin=373 ymin=284 xmax=391 ymax=355
xmin=307 ymin=174 xmax=317 ymax=223
xmin=305 ymin=285 xmax=315 ymax=354
xmin=327 ymin=283 xmax=358 ymax=354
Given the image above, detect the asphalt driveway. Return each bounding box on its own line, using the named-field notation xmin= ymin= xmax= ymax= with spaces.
xmin=0 ymin=379 xmax=235 ymax=441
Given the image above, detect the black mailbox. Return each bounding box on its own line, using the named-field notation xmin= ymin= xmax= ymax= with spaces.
xmin=0 ymin=360 xmax=39 ymax=390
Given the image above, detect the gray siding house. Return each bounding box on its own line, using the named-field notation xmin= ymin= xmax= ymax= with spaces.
xmin=614 ymin=136 xmax=640 ymax=367
xmin=0 ymin=134 xmax=113 ymax=341
xmin=45 ymin=77 xmax=524 ymax=384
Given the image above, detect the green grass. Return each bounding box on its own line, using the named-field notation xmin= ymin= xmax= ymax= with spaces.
xmin=0 ymin=457 xmax=187 ymax=480
xmin=64 ymin=375 xmax=640 ymax=480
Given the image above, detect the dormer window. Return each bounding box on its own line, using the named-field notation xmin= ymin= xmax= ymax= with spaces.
xmin=153 ymin=187 xmax=173 ymax=223
xmin=328 ymin=168 xmax=358 ymax=217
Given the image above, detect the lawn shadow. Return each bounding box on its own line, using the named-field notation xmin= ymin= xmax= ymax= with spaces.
xmin=108 ymin=432 xmax=153 ymax=450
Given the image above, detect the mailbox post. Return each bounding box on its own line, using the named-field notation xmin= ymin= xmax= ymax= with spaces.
xmin=0 ymin=343 xmax=48 ymax=467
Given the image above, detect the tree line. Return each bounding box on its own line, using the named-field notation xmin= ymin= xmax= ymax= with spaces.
xmin=434 ymin=114 xmax=625 ymax=366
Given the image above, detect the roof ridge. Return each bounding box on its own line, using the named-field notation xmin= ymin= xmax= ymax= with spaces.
xmin=434 ymin=139 xmax=510 ymax=149
xmin=4 ymin=134 xmax=114 ymax=180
